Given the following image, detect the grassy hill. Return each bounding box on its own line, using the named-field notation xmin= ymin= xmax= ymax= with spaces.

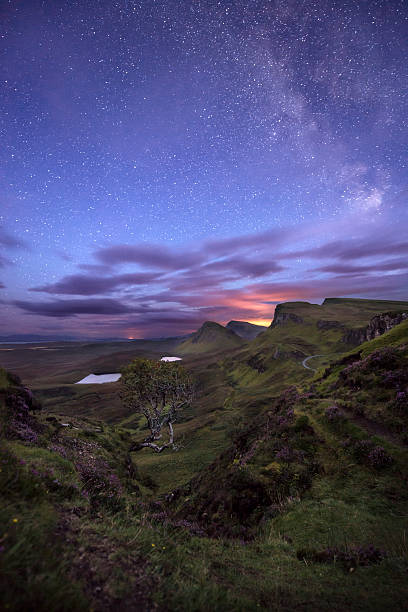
xmin=226 ymin=320 xmax=268 ymax=340
xmin=225 ymin=298 xmax=408 ymax=391
xmin=1 ymin=298 xmax=408 ymax=610
xmin=177 ymin=321 xmax=245 ymax=355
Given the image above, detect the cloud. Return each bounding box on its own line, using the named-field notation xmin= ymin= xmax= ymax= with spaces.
xmin=287 ymin=238 xmax=408 ymax=262
xmin=202 ymin=227 xmax=290 ymax=257
xmin=247 ymin=272 xmax=408 ymax=303
xmin=13 ymin=298 xmax=135 ymax=318
xmin=94 ymin=243 xmax=204 ymax=270
xmin=314 ymin=259 xmax=408 ymax=275
xmin=30 ymin=272 xmax=163 ymax=295
xmin=202 ymin=256 xmax=285 ymax=278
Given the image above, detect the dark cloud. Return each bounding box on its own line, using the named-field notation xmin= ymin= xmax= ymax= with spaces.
xmin=164 ymin=272 xmax=236 ymax=293
xmin=13 ymin=298 xmax=135 ymax=317
xmin=94 ymin=244 xmax=204 ymax=270
xmin=30 ymin=272 xmax=162 ymax=295
xmin=0 ymin=281 xmax=5 ymax=289
xmin=202 ymin=256 xmax=285 ymax=277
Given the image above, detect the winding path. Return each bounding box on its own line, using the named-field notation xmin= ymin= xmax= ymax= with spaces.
xmin=301 ymin=354 xmax=327 ymax=371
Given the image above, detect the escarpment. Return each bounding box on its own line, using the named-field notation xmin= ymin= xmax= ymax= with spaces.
xmin=343 ymin=311 xmax=408 ymax=346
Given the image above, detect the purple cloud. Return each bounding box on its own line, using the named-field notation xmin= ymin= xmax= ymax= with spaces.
xmin=30 ymin=272 xmax=162 ymax=295
xmin=249 ymin=272 xmax=408 ymax=302
xmin=287 ymin=239 xmax=408 ymax=261
xmin=314 ymin=259 xmax=408 ymax=275
xmin=13 ymin=298 xmax=134 ymax=317
xmin=203 ymin=227 xmax=292 ymax=256
xmin=94 ymin=243 xmax=204 ymax=270
xmin=202 ymin=256 xmax=285 ymax=277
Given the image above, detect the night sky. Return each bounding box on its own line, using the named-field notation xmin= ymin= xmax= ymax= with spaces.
xmin=1 ymin=0 xmax=407 ymax=339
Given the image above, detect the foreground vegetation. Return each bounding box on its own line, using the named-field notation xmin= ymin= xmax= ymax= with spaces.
xmin=1 ymin=298 xmax=408 ymax=610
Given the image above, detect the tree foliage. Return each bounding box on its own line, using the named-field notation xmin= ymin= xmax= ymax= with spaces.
xmin=120 ymin=358 xmax=194 ymax=453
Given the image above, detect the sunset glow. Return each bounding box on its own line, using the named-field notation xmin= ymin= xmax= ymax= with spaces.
xmin=246 ymin=320 xmax=272 ymax=328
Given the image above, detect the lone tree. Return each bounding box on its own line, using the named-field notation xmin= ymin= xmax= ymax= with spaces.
xmin=120 ymin=358 xmax=194 ymax=453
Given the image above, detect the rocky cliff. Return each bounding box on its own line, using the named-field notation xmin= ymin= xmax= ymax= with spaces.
xmin=343 ymin=311 xmax=408 ymax=346
xmin=271 ymin=304 xmax=304 ymax=327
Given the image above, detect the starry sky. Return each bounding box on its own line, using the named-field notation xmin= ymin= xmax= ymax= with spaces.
xmin=1 ymin=0 xmax=407 ymax=339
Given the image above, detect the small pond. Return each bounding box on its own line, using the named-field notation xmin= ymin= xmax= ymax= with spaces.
xmin=75 ymin=373 xmax=121 ymax=384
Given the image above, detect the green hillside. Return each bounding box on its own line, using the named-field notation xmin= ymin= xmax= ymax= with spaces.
xmin=1 ymin=298 xmax=408 ymax=610
xmin=229 ymin=298 xmax=408 ymax=386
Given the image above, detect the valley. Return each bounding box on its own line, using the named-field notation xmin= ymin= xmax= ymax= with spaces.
xmin=1 ymin=298 xmax=408 ymax=611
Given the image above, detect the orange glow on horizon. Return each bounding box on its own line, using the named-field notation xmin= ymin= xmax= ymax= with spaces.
xmin=246 ymin=319 xmax=272 ymax=327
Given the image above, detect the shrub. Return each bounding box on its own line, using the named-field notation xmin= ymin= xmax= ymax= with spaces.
xmin=342 ymin=437 xmax=393 ymax=470
xmin=367 ymin=446 xmax=393 ymax=469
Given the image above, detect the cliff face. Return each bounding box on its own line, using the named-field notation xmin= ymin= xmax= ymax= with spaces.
xmin=343 ymin=311 xmax=408 ymax=346
xmin=271 ymin=305 xmax=304 ymax=327
xmin=0 ymin=369 xmax=43 ymax=444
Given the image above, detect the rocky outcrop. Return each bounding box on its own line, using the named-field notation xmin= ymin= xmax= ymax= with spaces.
xmin=271 ymin=306 xmax=304 ymax=327
xmin=342 ymin=311 xmax=408 ymax=346
xmin=365 ymin=312 xmax=408 ymax=340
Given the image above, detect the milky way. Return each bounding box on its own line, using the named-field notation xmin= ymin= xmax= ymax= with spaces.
xmin=1 ymin=0 xmax=407 ymax=337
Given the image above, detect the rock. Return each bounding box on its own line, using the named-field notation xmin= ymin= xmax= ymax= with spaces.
xmin=343 ymin=311 xmax=408 ymax=346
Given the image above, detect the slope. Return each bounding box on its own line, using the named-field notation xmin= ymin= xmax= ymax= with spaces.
xmin=177 ymin=321 xmax=245 ymax=355
xmin=226 ymin=320 xmax=268 ymax=340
